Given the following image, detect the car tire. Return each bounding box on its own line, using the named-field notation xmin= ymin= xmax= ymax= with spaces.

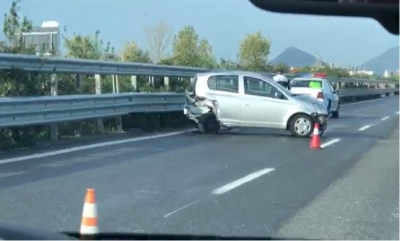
xmin=289 ymin=114 xmax=314 ymax=138
xmin=198 ymin=112 xmax=220 ymax=134
xmin=331 ymin=103 xmax=340 ymax=118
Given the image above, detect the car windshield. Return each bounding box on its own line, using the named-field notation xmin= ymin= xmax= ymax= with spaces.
xmin=0 ymin=0 xmax=398 ymax=240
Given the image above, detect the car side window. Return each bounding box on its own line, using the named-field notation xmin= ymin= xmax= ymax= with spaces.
xmin=243 ymin=76 xmax=279 ymax=98
xmin=207 ymin=75 xmax=239 ymax=93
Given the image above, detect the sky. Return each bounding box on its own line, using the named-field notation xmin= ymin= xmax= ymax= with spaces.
xmin=0 ymin=0 xmax=398 ymax=66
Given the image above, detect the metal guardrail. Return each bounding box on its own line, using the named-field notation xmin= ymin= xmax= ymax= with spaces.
xmin=337 ymin=88 xmax=397 ymax=97
xmin=0 ymin=53 xmax=397 ymax=86
xmin=0 ymin=88 xmax=397 ymax=129
xmin=0 ymin=93 xmax=185 ymax=128
xmin=0 ymin=53 xmax=398 ymax=130
xmin=0 ymin=53 xmax=208 ymax=77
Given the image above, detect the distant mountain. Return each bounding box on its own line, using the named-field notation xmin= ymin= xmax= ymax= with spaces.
xmin=363 ymin=46 xmax=399 ymax=75
xmin=270 ymin=47 xmax=320 ymax=67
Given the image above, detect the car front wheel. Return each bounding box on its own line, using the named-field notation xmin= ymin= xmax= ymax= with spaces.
xmin=289 ymin=114 xmax=314 ymax=138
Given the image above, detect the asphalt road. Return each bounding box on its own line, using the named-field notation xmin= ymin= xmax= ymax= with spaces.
xmin=0 ymin=96 xmax=398 ymax=240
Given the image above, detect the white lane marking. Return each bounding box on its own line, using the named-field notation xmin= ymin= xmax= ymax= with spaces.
xmin=41 ymin=148 xmax=142 ymax=167
xmin=165 ymin=168 xmax=276 ymax=217
xmin=163 ymin=197 xmax=206 ymax=218
xmin=212 ymin=168 xmax=275 ymax=195
xmin=0 ymin=171 xmax=26 ymax=178
xmin=381 ymin=116 xmax=390 ymax=121
xmin=320 ymin=138 xmax=341 ymax=148
xmin=358 ymin=125 xmax=372 ymax=131
xmin=0 ymin=129 xmax=194 ymax=165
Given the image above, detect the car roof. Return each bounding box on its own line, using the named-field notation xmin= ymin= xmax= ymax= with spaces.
xmin=196 ymin=70 xmax=269 ymax=80
xmin=291 ymin=77 xmax=327 ymax=81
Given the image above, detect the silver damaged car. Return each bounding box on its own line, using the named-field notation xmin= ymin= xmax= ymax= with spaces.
xmin=184 ymin=71 xmax=329 ymax=137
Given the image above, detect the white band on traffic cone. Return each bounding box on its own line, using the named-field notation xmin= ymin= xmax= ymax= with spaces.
xmin=313 ymin=124 xmax=319 ymax=135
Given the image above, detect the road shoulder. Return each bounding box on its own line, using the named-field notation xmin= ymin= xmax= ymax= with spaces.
xmin=277 ymin=127 xmax=399 ymax=240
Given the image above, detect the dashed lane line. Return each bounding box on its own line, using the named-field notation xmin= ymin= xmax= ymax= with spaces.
xmin=358 ymin=125 xmax=372 ymax=131
xmin=0 ymin=129 xmax=194 ymax=165
xmin=321 ymin=138 xmax=341 ymax=148
xmin=211 ymin=168 xmax=275 ymax=195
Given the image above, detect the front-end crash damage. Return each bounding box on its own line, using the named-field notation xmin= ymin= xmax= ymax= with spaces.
xmin=311 ymin=112 xmax=328 ymax=133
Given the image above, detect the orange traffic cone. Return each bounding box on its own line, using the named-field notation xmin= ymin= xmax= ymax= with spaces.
xmin=309 ymin=123 xmax=321 ymax=150
xmin=80 ymin=189 xmax=99 ymax=238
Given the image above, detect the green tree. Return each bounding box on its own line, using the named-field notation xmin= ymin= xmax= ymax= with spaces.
xmin=197 ymin=38 xmax=216 ymax=68
xmin=121 ymin=41 xmax=151 ymax=63
xmin=2 ymin=0 xmax=33 ymax=54
xmin=298 ymin=65 xmax=350 ymax=78
xmin=217 ymin=58 xmax=238 ymax=70
xmin=320 ymin=66 xmax=350 ymax=78
xmin=172 ymin=26 xmax=199 ymax=66
xmin=300 ymin=65 xmax=314 ymax=72
xmin=238 ymin=31 xmax=271 ymax=72
xmin=387 ymin=73 xmax=399 ymax=82
xmin=63 ymin=29 xmax=104 ymax=59
xmin=158 ymin=57 xmax=175 ymax=65
xmin=171 ymin=26 xmax=216 ymax=68
xmin=273 ymin=62 xmax=290 ymax=73
xmin=0 ymin=0 xmax=49 ymax=150
xmin=1 ymin=0 xmax=39 ymax=98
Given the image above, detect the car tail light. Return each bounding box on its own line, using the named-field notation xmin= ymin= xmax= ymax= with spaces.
xmin=317 ymin=92 xmax=324 ymax=99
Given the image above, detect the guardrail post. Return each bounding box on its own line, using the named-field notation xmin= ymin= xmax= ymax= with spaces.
xmin=112 ymin=75 xmax=123 ymax=133
xmin=164 ymin=77 xmax=169 ymax=90
xmin=76 ymin=74 xmax=82 ymax=93
xmin=95 ymin=74 xmax=105 ymax=134
xmin=50 ymin=73 xmax=58 ymax=141
xmin=150 ymin=76 xmax=155 ymax=86
xmin=74 ymin=74 xmax=83 ymax=137
xmin=130 ymin=75 xmax=137 ymax=92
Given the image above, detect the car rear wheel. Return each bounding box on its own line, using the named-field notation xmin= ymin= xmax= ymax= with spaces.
xmin=289 ymin=114 xmax=313 ymax=138
xmin=198 ymin=112 xmax=220 ymax=134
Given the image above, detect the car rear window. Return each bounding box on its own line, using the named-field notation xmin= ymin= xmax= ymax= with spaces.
xmin=291 ymin=80 xmax=322 ymax=88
